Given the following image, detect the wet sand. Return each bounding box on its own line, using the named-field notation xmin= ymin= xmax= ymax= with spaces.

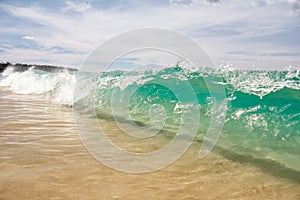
xmin=0 ymin=87 xmax=299 ymax=200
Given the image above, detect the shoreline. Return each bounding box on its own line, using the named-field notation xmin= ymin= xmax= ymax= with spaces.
xmin=0 ymin=62 xmax=78 ymax=73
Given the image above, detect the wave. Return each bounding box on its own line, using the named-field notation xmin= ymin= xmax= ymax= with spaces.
xmin=1 ymin=65 xmax=299 ymax=131
xmin=0 ymin=67 xmax=75 ymax=104
xmin=1 ymin=65 xmax=300 ymax=172
xmin=1 ymin=65 xmax=299 ymax=102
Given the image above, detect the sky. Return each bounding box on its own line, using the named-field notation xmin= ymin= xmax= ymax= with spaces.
xmin=0 ymin=0 xmax=299 ymax=70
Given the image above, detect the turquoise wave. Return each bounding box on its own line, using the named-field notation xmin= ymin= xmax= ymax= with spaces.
xmin=1 ymin=66 xmax=300 ymax=174
xmin=75 ymin=66 xmax=300 ymax=173
xmin=84 ymin=67 xmax=300 ymax=141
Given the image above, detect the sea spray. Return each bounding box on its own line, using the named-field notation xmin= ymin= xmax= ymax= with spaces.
xmin=0 ymin=67 xmax=76 ymax=105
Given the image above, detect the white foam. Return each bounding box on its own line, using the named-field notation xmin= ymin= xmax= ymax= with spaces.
xmin=217 ymin=65 xmax=300 ymax=98
xmin=0 ymin=67 xmax=76 ymax=105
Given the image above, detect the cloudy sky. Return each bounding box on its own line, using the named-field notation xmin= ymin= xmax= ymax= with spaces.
xmin=0 ymin=0 xmax=299 ymax=70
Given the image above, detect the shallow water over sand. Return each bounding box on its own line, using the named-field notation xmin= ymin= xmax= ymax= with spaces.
xmin=0 ymin=87 xmax=299 ymax=200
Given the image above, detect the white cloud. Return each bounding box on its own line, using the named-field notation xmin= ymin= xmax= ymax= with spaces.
xmin=0 ymin=0 xmax=299 ymax=69
xmin=65 ymin=0 xmax=91 ymax=12
xmin=22 ymin=35 xmax=35 ymax=40
xmin=0 ymin=48 xmax=84 ymax=68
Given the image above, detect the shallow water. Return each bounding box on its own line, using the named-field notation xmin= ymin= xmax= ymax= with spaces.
xmin=0 ymin=87 xmax=300 ymax=200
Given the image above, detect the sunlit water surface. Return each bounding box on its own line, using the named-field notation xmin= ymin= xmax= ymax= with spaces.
xmin=0 ymin=87 xmax=299 ymax=200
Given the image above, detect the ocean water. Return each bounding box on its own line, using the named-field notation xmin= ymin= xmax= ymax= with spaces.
xmin=0 ymin=65 xmax=300 ymax=199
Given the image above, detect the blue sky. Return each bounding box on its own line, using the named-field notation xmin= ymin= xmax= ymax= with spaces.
xmin=0 ymin=0 xmax=299 ymax=70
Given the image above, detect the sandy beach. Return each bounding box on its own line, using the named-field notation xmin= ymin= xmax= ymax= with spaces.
xmin=0 ymin=87 xmax=299 ymax=200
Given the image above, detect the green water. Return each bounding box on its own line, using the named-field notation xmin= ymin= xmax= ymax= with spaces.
xmin=1 ymin=66 xmax=300 ymax=175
